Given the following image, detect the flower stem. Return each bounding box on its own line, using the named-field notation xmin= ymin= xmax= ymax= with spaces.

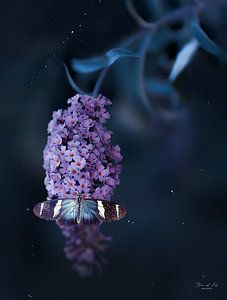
xmin=92 ymin=30 xmax=146 ymax=97
xmin=125 ymin=0 xmax=210 ymax=29
xmin=93 ymin=67 xmax=109 ymax=98
xmin=63 ymin=63 xmax=87 ymax=95
xmin=138 ymin=33 xmax=156 ymax=120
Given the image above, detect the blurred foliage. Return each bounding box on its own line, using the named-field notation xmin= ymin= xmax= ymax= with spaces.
xmin=66 ymin=0 xmax=224 ymax=126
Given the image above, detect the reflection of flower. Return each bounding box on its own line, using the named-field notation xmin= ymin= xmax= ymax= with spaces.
xmin=43 ymin=94 xmax=122 ymax=275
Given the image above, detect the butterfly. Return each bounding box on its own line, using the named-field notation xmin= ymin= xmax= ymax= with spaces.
xmin=33 ymin=195 xmax=127 ymax=227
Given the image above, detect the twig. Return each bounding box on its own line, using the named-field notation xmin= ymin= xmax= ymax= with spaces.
xmin=119 ymin=29 xmax=147 ymax=48
xmin=125 ymin=0 xmax=156 ymax=29
xmin=93 ymin=66 xmax=109 ymax=97
xmin=92 ymin=0 xmax=210 ymax=97
xmin=138 ymin=33 xmax=156 ymax=119
xmin=92 ymin=30 xmax=146 ymax=97
xmin=63 ymin=63 xmax=86 ymax=94
xmin=156 ymin=4 xmax=196 ymax=27
xmin=125 ymin=0 xmax=206 ymax=29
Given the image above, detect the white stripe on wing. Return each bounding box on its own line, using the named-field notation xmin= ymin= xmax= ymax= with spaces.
xmin=53 ymin=200 xmax=62 ymax=218
xmin=40 ymin=202 xmax=44 ymax=215
xmin=116 ymin=204 xmax=120 ymax=219
xmin=97 ymin=201 xmax=105 ymax=218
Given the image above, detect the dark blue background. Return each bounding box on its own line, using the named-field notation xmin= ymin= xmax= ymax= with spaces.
xmin=1 ymin=0 xmax=227 ymax=299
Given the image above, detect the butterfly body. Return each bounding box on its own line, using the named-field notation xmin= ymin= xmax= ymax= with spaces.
xmin=33 ymin=195 xmax=126 ymax=227
xmin=76 ymin=201 xmax=81 ymax=224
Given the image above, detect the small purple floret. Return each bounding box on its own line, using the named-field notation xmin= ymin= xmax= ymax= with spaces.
xmin=43 ymin=94 xmax=122 ymax=275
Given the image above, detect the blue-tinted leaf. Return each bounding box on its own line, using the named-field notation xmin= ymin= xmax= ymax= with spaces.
xmin=71 ymin=48 xmax=139 ymax=74
xmin=145 ymin=79 xmax=175 ymax=96
xmin=71 ymin=57 xmax=108 ymax=73
xmin=169 ymin=38 xmax=199 ymax=82
xmin=192 ymin=22 xmax=220 ymax=56
xmin=106 ymin=48 xmax=139 ymax=66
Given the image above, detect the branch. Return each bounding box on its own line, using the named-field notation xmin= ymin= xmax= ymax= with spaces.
xmin=63 ymin=63 xmax=87 ymax=94
xmin=92 ymin=31 xmax=146 ymax=97
xmin=92 ymin=0 xmax=211 ymax=97
xmin=156 ymin=4 xmax=196 ymax=27
xmin=138 ymin=33 xmax=156 ymax=119
xmin=125 ymin=0 xmax=156 ymax=29
xmin=125 ymin=0 xmax=208 ymax=29
xmin=93 ymin=67 xmax=109 ymax=97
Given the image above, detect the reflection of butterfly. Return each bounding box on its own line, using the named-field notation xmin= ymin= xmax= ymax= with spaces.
xmin=33 ymin=196 xmax=127 ymax=227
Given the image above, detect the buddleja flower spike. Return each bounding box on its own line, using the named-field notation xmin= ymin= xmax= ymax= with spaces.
xmin=32 ymin=46 xmax=140 ymax=275
xmin=33 ymin=94 xmax=127 ymax=226
xmin=32 ymin=93 xmax=128 ymax=275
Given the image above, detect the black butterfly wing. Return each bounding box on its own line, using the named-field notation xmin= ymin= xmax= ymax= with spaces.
xmin=56 ymin=199 xmax=79 ymax=227
xmin=33 ymin=198 xmax=127 ymax=226
xmin=33 ymin=199 xmax=79 ymax=227
xmin=79 ymin=200 xmax=103 ymax=225
xmin=80 ymin=199 xmax=127 ymax=224
xmin=97 ymin=200 xmax=127 ymax=222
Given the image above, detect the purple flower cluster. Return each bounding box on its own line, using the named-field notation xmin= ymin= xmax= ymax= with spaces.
xmin=43 ymin=93 xmax=122 ymax=275
xmin=62 ymin=225 xmax=112 ymax=276
xmin=44 ymin=93 xmax=122 ymax=200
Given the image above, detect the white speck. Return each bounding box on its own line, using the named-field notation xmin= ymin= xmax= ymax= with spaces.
xmin=170 ymin=189 xmax=174 ymax=195
xmin=26 ymin=208 xmax=30 ymax=211
xmin=83 ymin=12 xmax=87 ymax=16
xmin=62 ymin=40 xmax=65 ymax=44
xmin=127 ymin=220 xmax=134 ymax=224
xmin=79 ymin=24 xmax=82 ymax=27
xmin=181 ymin=221 xmax=185 ymax=225
xmin=44 ymin=65 xmax=47 ymax=68
xmin=71 ymin=30 xmax=74 ymax=34
xmin=28 ymin=294 xmax=32 ymax=298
